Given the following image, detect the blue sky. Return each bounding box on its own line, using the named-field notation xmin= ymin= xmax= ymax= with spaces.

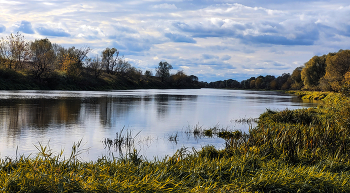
xmin=1 ymin=0 xmax=349 ymax=82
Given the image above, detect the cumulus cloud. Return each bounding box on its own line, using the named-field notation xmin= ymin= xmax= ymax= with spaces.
xmin=76 ymin=25 xmax=105 ymax=40
xmin=174 ymin=18 xmax=320 ymax=46
xmin=165 ymin=33 xmax=196 ymax=43
xmin=36 ymin=26 xmax=70 ymax=37
xmin=17 ymin=21 xmax=34 ymax=34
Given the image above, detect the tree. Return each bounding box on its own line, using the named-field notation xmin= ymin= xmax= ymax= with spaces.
xmin=144 ymin=70 xmax=153 ymax=77
xmin=156 ymin=61 xmax=172 ymax=82
xmin=250 ymin=80 xmax=256 ymax=89
xmin=301 ymin=55 xmax=326 ymax=90
xmin=270 ymin=80 xmax=277 ymax=90
xmin=171 ymin=70 xmax=187 ymax=86
xmin=86 ymin=55 xmax=103 ymax=78
xmin=115 ymin=58 xmax=131 ymax=76
xmin=264 ymin=75 xmax=276 ymax=89
xmin=189 ymin=75 xmax=198 ymax=83
xmin=323 ymin=50 xmax=350 ymax=91
xmin=227 ymin=79 xmax=240 ymax=88
xmin=0 ymin=32 xmax=29 ymax=70
xmin=276 ymin=73 xmax=290 ymax=89
xmin=102 ymin=47 xmax=119 ymax=74
xmin=125 ymin=66 xmax=142 ymax=81
xmin=60 ymin=46 xmax=90 ymax=78
xmin=290 ymin=66 xmax=303 ymax=90
xmin=29 ymin=38 xmax=55 ymax=79
xmin=255 ymin=77 xmax=263 ymax=89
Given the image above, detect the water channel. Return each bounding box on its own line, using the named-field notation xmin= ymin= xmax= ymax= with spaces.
xmin=0 ymin=89 xmax=319 ymax=161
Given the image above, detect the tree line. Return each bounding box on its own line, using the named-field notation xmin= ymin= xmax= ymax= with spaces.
xmin=0 ymin=33 xmax=200 ymax=90
xmin=207 ymin=49 xmax=350 ymax=94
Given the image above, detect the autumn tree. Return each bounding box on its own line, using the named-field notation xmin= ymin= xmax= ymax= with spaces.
xmin=301 ymin=55 xmax=326 ymax=90
xmin=255 ymin=77 xmax=263 ymax=89
xmin=156 ymin=61 xmax=172 ymax=82
xmin=290 ymin=66 xmax=303 ymax=90
xmin=60 ymin=46 xmax=90 ymax=78
xmin=323 ymin=50 xmax=350 ymax=91
xmin=341 ymin=71 xmax=350 ymax=95
xmin=29 ymin=38 xmax=55 ymax=79
xmin=250 ymin=79 xmax=256 ymax=89
xmin=0 ymin=32 xmax=29 ymax=70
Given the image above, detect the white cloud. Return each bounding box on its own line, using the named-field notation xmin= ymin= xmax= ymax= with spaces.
xmin=152 ymin=3 xmax=177 ymax=9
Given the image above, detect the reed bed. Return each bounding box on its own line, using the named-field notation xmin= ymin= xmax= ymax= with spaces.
xmin=1 ymin=92 xmax=350 ymax=192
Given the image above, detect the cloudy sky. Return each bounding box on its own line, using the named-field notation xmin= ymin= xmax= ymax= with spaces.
xmin=1 ymin=0 xmax=349 ymax=82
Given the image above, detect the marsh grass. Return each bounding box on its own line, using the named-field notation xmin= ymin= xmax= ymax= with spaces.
xmin=168 ymin=132 xmax=179 ymax=144
xmin=234 ymin=117 xmax=258 ymax=125
xmin=1 ymin=92 xmax=350 ymax=192
xmin=103 ymin=127 xmax=141 ymax=157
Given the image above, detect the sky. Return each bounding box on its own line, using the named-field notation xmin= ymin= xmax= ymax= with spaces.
xmin=1 ymin=0 xmax=350 ymax=82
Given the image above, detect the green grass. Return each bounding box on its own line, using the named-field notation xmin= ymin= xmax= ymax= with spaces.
xmin=1 ymin=92 xmax=350 ymax=192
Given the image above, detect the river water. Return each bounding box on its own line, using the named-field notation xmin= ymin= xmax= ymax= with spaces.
xmin=0 ymin=89 xmax=318 ymax=161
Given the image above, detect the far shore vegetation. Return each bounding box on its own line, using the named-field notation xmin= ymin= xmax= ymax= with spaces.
xmin=0 ymin=33 xmax=202 ymax=90
xmin=2 ymin=32 xmax=350 ymax=192
xmin=2 ymin=32 xmax=350 ymax=94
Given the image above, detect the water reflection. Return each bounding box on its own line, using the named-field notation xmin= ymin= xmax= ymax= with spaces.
xmin=0 ymin=89 xmax=319 ymax=160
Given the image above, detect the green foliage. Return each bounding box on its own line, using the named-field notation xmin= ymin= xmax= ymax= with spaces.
xmin=156 ymin=61 xmax=173 ymax=82
xmin=301 ymin=55 xmax=327 ymax=90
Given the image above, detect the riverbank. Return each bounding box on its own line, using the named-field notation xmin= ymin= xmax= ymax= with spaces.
xmin=287 ymin=90 xmax=335 ymax=100
xmin=0 ymin=67 xmax=202 ymax=91
xmin=1 ymin=92 xmax=349 ymax=192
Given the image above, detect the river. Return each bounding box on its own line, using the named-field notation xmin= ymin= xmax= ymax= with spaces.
xmin=0 ymin=89 xmax=318 ymax=161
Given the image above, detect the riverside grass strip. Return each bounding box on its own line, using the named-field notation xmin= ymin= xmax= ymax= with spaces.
xmin=1 ymin=148 xmax=350 ymax=192
xmin=1 ymin=92 xmax=350 ymax=192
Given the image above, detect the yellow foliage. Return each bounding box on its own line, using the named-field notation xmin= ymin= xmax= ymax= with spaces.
xmin=60 ymin=54 xmax=82 ymax=78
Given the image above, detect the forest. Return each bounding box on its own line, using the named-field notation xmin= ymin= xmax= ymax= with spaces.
xmin=0 ymin=33 xmax=201 ymax=90
xmin=208 ymin=49 xmax=350 ymax=95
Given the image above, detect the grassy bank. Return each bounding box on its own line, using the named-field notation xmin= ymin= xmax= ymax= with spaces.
xmin=287 ymin=90 xmax=334 ymax=100
xmin=1 ymin=93 xmax=350 ymax=192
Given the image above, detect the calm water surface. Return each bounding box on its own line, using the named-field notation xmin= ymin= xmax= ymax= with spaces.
xmin=0 ymin=89 xmax=318 ymax=161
